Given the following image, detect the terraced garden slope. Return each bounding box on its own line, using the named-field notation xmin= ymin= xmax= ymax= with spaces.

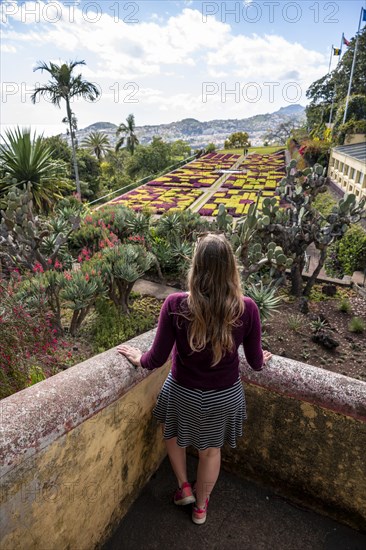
xmin=107 ymin=151 xmax=285 ymax=217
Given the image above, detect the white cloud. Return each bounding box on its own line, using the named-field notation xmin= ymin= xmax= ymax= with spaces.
xmin=0 ymin=44 xmax=17 ymax=54
xmin=1 ymin=2 xmax=329 ymax=128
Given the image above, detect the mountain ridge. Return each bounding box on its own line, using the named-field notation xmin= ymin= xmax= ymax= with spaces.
xmin=71 ymin=104 xmax=305 ymax=148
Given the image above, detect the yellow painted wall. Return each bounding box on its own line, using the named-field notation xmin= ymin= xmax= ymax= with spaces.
xmin=221 ymin=383 xmax=366 ymax=531
xmin=1 ymin=364 xmax=170 ymax=550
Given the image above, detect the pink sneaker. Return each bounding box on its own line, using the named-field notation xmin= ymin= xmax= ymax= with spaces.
xmin=192 ymin=498 xmax=209 ymax=525
xmin=173 ymin=482 xmax=196 ymax=505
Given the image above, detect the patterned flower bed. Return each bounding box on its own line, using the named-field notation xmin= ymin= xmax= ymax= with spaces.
xmin=103 ymin=151 xmax=285 ymax=217
xmin=199 ymin=152 xmax=285 ymax=217
xmin=110 ymin=185 xmax=203 ymax=213
xmin=146 ymin=152 xmax=241 ymax=189
xmin=199 ymin=189 xmax=280 ymax=217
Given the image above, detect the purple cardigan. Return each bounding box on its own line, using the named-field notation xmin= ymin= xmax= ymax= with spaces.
xmin=140 ymin=292 xmax=263 ymax=390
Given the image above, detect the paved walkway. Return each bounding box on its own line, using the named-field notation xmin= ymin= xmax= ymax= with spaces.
xmin=103 ymin=455 xmax=366 ymax=550
xmin=190 ymin=155 xmax=244 ymax=213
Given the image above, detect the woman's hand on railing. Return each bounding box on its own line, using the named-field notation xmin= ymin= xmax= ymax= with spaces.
xmin=117 ymin=344 xmax=142 ymax=368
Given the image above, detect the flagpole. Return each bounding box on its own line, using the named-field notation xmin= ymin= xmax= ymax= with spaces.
xmin=328 ymin=45 xmax=333 ymax=73
xmin=328 ymin=34 xmax=344 ymax=125
xmin=343 ymin=8 xmax=364 ymax=124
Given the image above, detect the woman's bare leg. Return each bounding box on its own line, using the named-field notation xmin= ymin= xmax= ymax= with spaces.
xmin=195 ymin=447 xmax=221 ymax=508
xmin=163 ymin=425 xmax=188 ymax=488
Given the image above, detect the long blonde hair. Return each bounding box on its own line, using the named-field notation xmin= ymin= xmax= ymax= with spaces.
xmin=186 ymin=233 xmax=244 ymax=366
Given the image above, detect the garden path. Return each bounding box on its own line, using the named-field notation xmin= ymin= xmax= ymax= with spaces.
xmin=189 ymin=154 xmax=244 ymax=213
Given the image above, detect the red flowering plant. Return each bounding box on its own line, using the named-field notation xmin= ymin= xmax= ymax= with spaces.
xmin=16 ymin=270 xmax=65 ymax=335
xmin=0 ymin=282 xmax=66 ymax=399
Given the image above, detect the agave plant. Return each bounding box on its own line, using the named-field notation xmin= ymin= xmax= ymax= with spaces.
xmin=244 ymin=281 xmax=282 ymax=323
xmin=0 ymin=127 xmax=71 ymax=212
xmin=97 ymin=244 xmax=155 ymax=313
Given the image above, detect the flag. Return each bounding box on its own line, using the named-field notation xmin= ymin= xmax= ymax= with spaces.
xmin=363 ymin=7 xmax=366 ymax=21
xmin=343 ymin=36 xmax=351 ymax=46
xmin=333 ymin=48 xmax=341 ymax=55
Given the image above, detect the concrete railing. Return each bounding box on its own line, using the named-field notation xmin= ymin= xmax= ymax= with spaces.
xmin=1 ymin=331 xmax=366 ymax=550
xmin=225 ymin=349 xmax=366 ymax=531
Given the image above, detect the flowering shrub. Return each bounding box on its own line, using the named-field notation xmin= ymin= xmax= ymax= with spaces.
xmin=0 ymin=283 xmax=64 ymax=398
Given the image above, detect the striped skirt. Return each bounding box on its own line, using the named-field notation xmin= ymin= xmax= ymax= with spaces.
xmin=153 ymin=371 xmax=246 ymax=450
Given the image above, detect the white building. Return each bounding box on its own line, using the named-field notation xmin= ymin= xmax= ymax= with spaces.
xmin=328 ymin=142 xmax=366 ymax=201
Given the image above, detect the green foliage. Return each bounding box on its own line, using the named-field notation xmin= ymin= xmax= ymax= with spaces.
xmin=28 ymin=365 xmax=47 ymax=386
xmin=60 ymin=268 xmax=107 ymax=336
xmin=326 ymin=224 xmax=366 ymax=277
xmin=310 ymin=317 xmax=330 ymax=333
xmin=76 ymin=148 xmax=101 ymax=200
xmin=287 ymin=314 xmax=304 ymax=332
xmin=94 ymin=244 xmax=155 ymax=313
xmin=313 ymin=190 xmax=337 ymax=218
xmin=156 ymin=209 xmax=208 ymax=243
xmin=333 ymin=94 xmax=366 ymax=144
xmin=306 ymin=28 xmax=366 ymax=132
xmin=300 ymin=139 xmax=330 ymax=167
xmin=126 ymin=137 xmax=172 ymax=179
xmin=43 ymin=135 xmax=72 ymax=164
xmin=244 ymin=282 xmax=282 ymax=323
xmin=170 ymin=139 xmax=191 ymax=159
xmin=0 ymin=127 xmax=71 ymax=212
xmin=205 ymin=143 xmax=216 ymax=153
xmin=81 ymin=131 xmax=111 ymax=161
xmin=348 ymin=317 xmax=365 ymax=334
xmin=337 ymin=298 xmax=352 ymax=314
xmin=116 ymin=114 xmax=139 ymax=154
xmin=224 ymin=132 xmax=250 ymax=149
xmin=92 ymin=296 xmax=161 ymax=353
xmin=150 ymin=236 xmax=176 ymax=272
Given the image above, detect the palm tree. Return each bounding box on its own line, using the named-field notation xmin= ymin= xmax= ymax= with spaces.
xmin=115 ymin=114 xmax=139 ymax=154
xmin=0 ymin=127 xmax=71 ymax=212
xmin=81 ymin=131 xmax=111 ymax=161
xmin=31 ymin=60 xmax=100 ymax=197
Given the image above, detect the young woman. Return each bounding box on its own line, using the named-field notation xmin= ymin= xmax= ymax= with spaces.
xmin=117 ymin=233 xmax=272 ymax=525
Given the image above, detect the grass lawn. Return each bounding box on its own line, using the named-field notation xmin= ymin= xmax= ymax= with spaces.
xmin=218 ymin=146 xmax=285 ymax=155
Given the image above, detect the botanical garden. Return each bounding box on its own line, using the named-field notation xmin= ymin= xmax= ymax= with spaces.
xmin=1 ymin=30 xmax=366 ymax=401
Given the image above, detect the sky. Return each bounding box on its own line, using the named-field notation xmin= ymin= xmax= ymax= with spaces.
xmin=1 ymin=0 xmax=365 ymax=136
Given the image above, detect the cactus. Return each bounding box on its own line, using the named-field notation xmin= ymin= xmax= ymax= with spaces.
xmin=214 ymin=203 xmax=233 ymax=232
xmin=213 ymin=199 xmax=293 ymax=285
xmin=260 ymin=159 xmax=366 ymax=297
xmin=0 ymin=184 xmax=80 ymax=273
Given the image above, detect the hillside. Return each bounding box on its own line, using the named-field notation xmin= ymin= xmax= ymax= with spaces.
xmin=71 ymin=104 xmax=305 ymax=149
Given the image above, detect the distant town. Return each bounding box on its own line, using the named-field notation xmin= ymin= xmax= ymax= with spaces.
xmin=64 ymin=104 xmax=306 ymax=150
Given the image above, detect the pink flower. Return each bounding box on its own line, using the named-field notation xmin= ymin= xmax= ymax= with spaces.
xmin=33 ymin=262 xmax=44 ymax=273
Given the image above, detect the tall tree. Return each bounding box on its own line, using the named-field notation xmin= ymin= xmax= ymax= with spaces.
xmin=224 ymin=131 xmax=250 ymax=149
xmin=306 ymin=27 xmax=366 ymax=131
xmin=31 ymin=60 xmax=100 ymax=197
xmin=115 ymin=114 xmax=139 ymax=154
xmin=81 ymin=131 xmax=111 ymax=161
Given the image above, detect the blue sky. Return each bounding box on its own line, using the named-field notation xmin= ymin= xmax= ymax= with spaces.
xmin=1 ymin=0 xmax=365 ymax=136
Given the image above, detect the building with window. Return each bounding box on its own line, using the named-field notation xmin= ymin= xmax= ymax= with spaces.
xmin=328 ymin=142 xmax=366 ymax=201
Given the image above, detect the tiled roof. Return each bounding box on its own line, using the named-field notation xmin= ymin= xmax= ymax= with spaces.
xmin=333 ymin=142 xmax=366 ymax=163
